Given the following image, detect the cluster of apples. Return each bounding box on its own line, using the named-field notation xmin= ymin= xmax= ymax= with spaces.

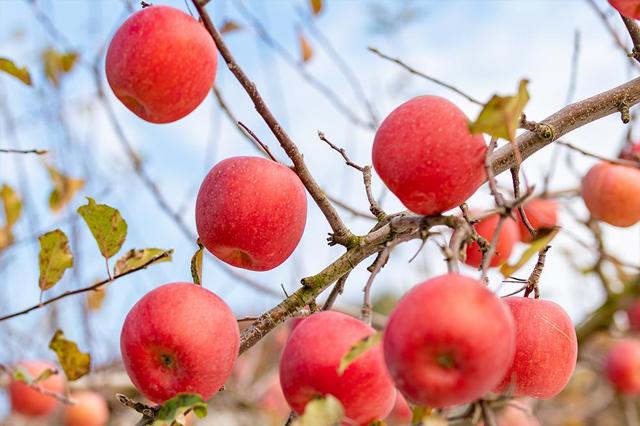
xmin=7 ymin=361 xmax=108 ymax=425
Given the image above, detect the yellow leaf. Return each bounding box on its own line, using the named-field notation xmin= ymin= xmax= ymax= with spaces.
xmin=49 ymin=330 xmax=90 ymax=381
xmin=38 ymin=229 xmax=73 ymax=291
xmin=500 ymin=227 xmax=559 ymax=277
xmin=310 ymin=0 xmax=323 ymax=15
xmin=114 ymin=248 xmax=172 ymax=276
xmin=338 ymin=332 xmax=382 ymax=375
xmin=0 ymin=228 xmax=13 ymax=252
xmin=42 ymin=48 xmax=77 ymax=87
xmin=77 ymin=197 xmax=127 ymax=259
xmin=86 ymin=286 xmax=106 ymax=311
xmin=47 ymin=165 xmax=84 ymax=213
xmin=0 ymin=57 xmax=32 ymax=86
xmin=468 ymin=79 xmax=529 ymax=142
xmin=1 ymin=184 xmax=22 ymax=227
xmin=191 ymin=240 xmax=204 ymax=285
xmin=220 ymin=20 xmax=242 ymax=34
xmin=299 ymin=32 xmax=313 ymax=63
xmin=293 ymin=395 xmax=344 ymax=426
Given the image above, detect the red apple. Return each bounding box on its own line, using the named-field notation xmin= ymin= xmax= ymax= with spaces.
xmin=63 ymin=391 xmax=109 ymax=426
xmin=9 ymin=361 xmax=65 ymax=417
xmin=581 ymin=162 xmax=640 ymax=227
xmin=516 ymin=198 xmax=558 ymax=242
xmin=627 ymin=299 xmax=640 ymax=332
xmin=106 ymin=5 xmax=217 ymax=123
xmin=609 ymin=0 xmax=640 ymax=19
xmin=464 ymin=213 xmax=520 ymax=268
xmin=258 ymin=374 xmax=290 ymax=423
xmin=120 ymin=282 xmax=239 ymax=403
xmin=383 ymin=274 xmax=515 ymax=408
xmin=495 ymin=297 xmax=577 ymax=399
xmin=479 ymin=400 xmax=540 ymax=426
xmin=196 ymin=156 xmax=307 ymax=271
xmin=605 ymin=339 xmax=640 ymax=395
xmin=279 ymin=311 xmax=395 ymax=425
xmin=385 ymin=391 xmax=412 ymax=426
xmin=372 ymin=96 xmax=486 ymax=215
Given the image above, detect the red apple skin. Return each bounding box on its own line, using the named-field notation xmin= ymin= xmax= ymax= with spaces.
xmin=464 ymin=214 xmax=520 ymax=268
xmin=516 ymin=198 xmax=558 ymax=242
xmin=9 ymin=361 xmax=65 ymax=417
xmin=495 ymin=297 xmax=577 ymax=399
xmin=120 ymin=282 xmax=240 ymax=403
xmin=258 ymin=374 xmax=290 ymax=422
xmin=609 ymin=0 xmax=640 ymax=19
xmin=581 ymin=162 xmax=640 ymax=227
xmin=196 ymin=156 xmax=307 ymax=271
xmin=63 ymin=391 xmax=109 ymax=426
xmin=605 ymin=339 xmax=640 ymax=395
xmin=627 ymin=300 xmax=640 ymax=332
xmin=372 ymin=96 xmax=486 ymax=215
xmin=279 ymin=311 xmax=395 ymax=425
xmin=385 ymin=391 xmax=412 ymax=426
xmin=383 ymin=274 xmax=516 ymax=408
xmin=105 ymin=5 xmax=217 ymax=123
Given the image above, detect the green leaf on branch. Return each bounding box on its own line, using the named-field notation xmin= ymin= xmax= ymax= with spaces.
xmin=47 ymin=165 xmax=85 ymax=213
xmin=114 ymin=248 xmax=172 ymax=276
xmin=190 ymin=240 xmax=204 ymax=285
xmin=77 ymin=197 xmax=127 ymax=259
xmin=154 ymin=394 xmax=208 ymax=424
xmin=468 ymin=79 xmax=529 ymax=142
xmin=42 ymin=48 xmax=77 ymax=87
xmin=1 ymin=184 xmax=22 ymax=228
xmin=293 ymin=395 xmax=344 ymax=426
xmin=38 ymin=229 xmax=73 ymax=291
xmin=500 ymin=226 xmax=559 ymax=277
xmin=338 ymin=332 xmax=382 ymax=375
xmin=48 ymin=329 xmax=90 ymax=381
xmin=0 ymin=58 xmax=32 ymax=85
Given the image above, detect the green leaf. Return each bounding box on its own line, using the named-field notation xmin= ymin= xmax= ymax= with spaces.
xmin=38 ymin=229 xmax=73 ymax=291
xmin=47 ymin=165 xmax=84 ymax=213
xmin=42 ymin=48 xmax=77 ymax=87
xmin=0 ymin=57 xmax=32 ymax=85
xmin=48 ymin=329 xmax=91 ymax=381
xmin=114 ymin=248 xmax=171 ymax=276
xmin=190 ymin=240 xmax=204 ymax=285
xmin=154 ymin=394 xmax=208 ymax=424
xmin=338 ymin=332 xmax=382 ymax=375
xmin=77 ymin=197 xmax=127 ymax=259
xmin=12 ymin=366 xmax=33 ymax=384
xmin=500 ymin=226 xmax=559 ymax=277
xmin=468 ymin=79 xmax=529 ymax=142
xmin=33 ymin=368 xmax=57 ymax=384
xmin=293 ymin=395 xmax=344 ymax=426
xmin=1 ymin=184 xmax=22 ymax=227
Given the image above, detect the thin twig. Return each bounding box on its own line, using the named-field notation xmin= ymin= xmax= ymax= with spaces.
xmin=0 ymin=148 xmax=48 ymax=155
xmin=524 ymin=245 xmax=552 ymax=298
xmin=317 ymin=131 xmax=363 ymax=171
xmin=621 ymin=14 xmax=640 ymax=64
xmin=323 ymin=273 xmax=350 ymax=311
xmin=0 ymin=365 xmax=74 ymax=405
xmin=362 ymin=247 xmax=392 ymax=325
xmin=237 ymin=121 xmax=278 ymax=162
xmin=556 ymin=139 xmax=640 ymax=167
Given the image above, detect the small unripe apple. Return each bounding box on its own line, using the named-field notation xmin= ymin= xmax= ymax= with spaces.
xmin=372 ymin=96 xmax=486 ymax=215
xmin=385 ymin=391 xmax=412 ymax=426
xmin=581 ymin=162 xmax=640 ymax=227
xmin=516 ymin=198 xmax=558 ymax=242
xmin=106 ymin=5 xmax=217 ymax=123
xmin=9 ymin=361 xmax=65 ymax=417
xmin=196 ymin=156 xmax=307 ymax=271
xmin=495 ymin=297 xmax=577 ymax=399
xmin=464 ymin=213 xmax=520 ymax=268
xmin=605 ymin=339 xmax=640 ymax=395
xmin=279 ymin=311 xmax=395 ymax=425
xmin=626 ymin=299 xmax=640 ymax=332
xmin=609 ymin=0 xmax=640 ymax=19
xmin=63 ymin=391 xmax=109 ymax=426
xmin=121 ymin=282 xmax=239 ymax=403
xmin=383 ymin=274 xmax=515 ymax=408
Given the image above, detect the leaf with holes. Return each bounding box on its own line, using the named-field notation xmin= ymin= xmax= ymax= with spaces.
xmin=114 ymin=248 xmax=171 ymax=276
xmin=47 ymin=165 xmax=84 ymax=213
xmin=500 ymin=227 xmax=559 ymax=277
xmin=309 ymin=0 xmax=323 ymax=15
xmin=38 ymin=229 xmax=73 ymax=291
xmin=293 ymin=395 xmax=344 ymax=426
xmin=338 ymin=332 xmax=382 ymax=375
xmin=468 ymin=79 xmax=529 ymax=142
xmin=1 ymin=184 xmax=22 ymax=228
xmin=299 ymin=32 xmax=313 ymax=63
xmin=0 ymin=57 xmax=32 ymax=85
xmin=42 ymin=48 xmax=77 ymax=87
xmin=49 ymin=330 xmax=90 ymax=381
xmin=78 ymin=197 xmax=127 ymax=259
xmin=191 ymin=240 xmax=204 ymax=285
xmin=154 ymin=394 xmax=208 ymax=424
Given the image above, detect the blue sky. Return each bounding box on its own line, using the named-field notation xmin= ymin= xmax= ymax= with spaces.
xmin=0 ymin=0 xmax=638 ymax=417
